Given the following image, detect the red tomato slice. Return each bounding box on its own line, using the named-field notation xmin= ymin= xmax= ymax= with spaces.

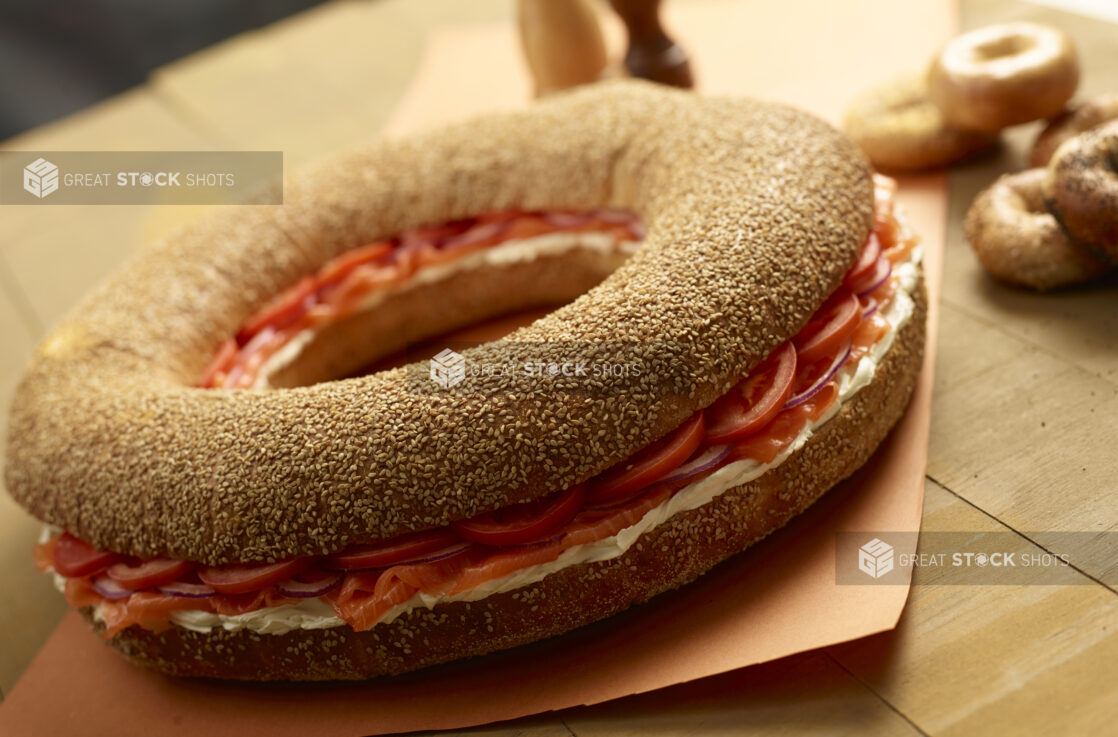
xmin=316 ymin=241 xmax=393 ymax=290
xmin=52 ymin=533 xmax=122 ymax=578
xmin=705 ymin=343 xmax=797 ymax=445
xmin=236 ymin=275 xmax=317 ymax=344
xmin=323 ymin=528 xmax=462 ymax=571
xmin=586 ymin=413 xmax=706 ymax=505
xmin=794 ymin=290 xmax=861 ymax=364
xmin=198 ymin=558 xmax=313 ymax=595
xmin=107 ymin=558 xmax=196 ymax=591
xmin=453 ymin=484 xmax=587 ymax=547
xmin=842 ymin=233 xmax=882 ymax=291
xmin=474 ymin=209 xmax=527 ymax=225
xmin=198 ymin=337 xmax=238 ymax=388
xmin=501 ymin=215 xmax=555 ymax=241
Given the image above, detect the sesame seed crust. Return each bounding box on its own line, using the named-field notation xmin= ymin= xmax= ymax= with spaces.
xmin=92 ymin=277 xmax=926 ymax=680
xmin=5 ymin=80 xmax=873 ymax=564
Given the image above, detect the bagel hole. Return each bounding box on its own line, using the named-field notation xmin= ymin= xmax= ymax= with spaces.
xmin=253 ymin=221 xmax=641 ymax=389
xmin=972 ymin=34 xmax=1032 ymax=61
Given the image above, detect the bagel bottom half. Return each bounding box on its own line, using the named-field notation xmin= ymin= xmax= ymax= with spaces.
xmin=90 ymin=282 xmax=926 ymax=680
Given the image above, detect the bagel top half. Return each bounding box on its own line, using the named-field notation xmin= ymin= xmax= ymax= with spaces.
xmin=4 ymin=81 xmax=874 ymax=565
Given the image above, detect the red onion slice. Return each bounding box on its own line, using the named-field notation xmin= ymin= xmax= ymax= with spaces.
xmin=596 ymin=209 xmax=638 ymax=224
xmin=157 ymin=581 xmax=216 ymax=599
xmin=854 ymin=258 xmax=892 ymax=296
xmin=860 ymin=295 xmax=878 ymax=319
xmin=394 ymin=542 xmax=474 ymax=567
xmin=543 ymin=211 xmax=591 ymax=228
xmin=324 ymin=542 xmax=477 ymax=573
xmin=659 ymin=444 xmax=731 ymax=486
xmin=276 ymin=571 xmax=343 ymax=599
xmin=586 ymin=445 xmax=731 ymax=512
xmin=785 ymin=341 xmax=851 ymax=409
xmin=442 ymin=221 xmax=507 ymax=251
xmin=93 ymin=575 xmax=133 ymax=600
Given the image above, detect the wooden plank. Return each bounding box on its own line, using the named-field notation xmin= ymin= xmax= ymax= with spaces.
xmin=929 ymin=302 xmax=1118 ymax=583
xmin=0 ymin=87 xmax=218 ymax=329
xmin=150 ymin=0 xmax=512 ymax=165
xmin=560 ymin=650 xmax=923 ymax=737
xmin=828 ymin=482 xmax=1118 ymax=737
xmin=0 ymin=88 xmax=214 ymax=246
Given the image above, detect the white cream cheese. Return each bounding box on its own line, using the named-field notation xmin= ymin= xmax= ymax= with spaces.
xmin=80 ymin=233 xmax=923 ymax=636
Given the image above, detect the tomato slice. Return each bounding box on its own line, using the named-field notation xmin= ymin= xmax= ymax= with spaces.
xmin=52 ymin=533 xmax=122 ymax=578
xmin=705 ymin=343 xmax=797 ymax=445
xmin=453 ymin=484 xmax=587 ymax=547
xmin=316 ymin=241 xmax=393 ymax=290
xmin=842 ymin=233 xmax=882 ymax=291
xmin=198 ymin=337 xmax=238 ymax=388
xmin=323 ymin=528 xmax=462 ymax=571
xmin=794 ymin=290 xmax=861 ymax=364
xmin=198 ymin=558 xmax=313 ymax=595
xmin=236 ymin=275 xmax=317 ymax=344
xmin=501 ymin=215 xmax=555 ymax=241
xmin=586 ymin=413 xmax=706 ymax=505
xmin=106 ymin=558 xmax=196 ymax=591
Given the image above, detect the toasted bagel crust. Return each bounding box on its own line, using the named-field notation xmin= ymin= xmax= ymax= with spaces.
xmin=5 ymin=81 xmax=873 ymax=564
xmin=92 ymin=276 xmax=926 ymax=680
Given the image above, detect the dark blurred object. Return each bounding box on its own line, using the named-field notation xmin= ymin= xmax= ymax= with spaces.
xmin=518 ymin=0 xmax=608 ymax=97
xmin=610 ymin=0 xmax=692 ymax=89
xmin=0 ymin=0 xmax=326 ymax=140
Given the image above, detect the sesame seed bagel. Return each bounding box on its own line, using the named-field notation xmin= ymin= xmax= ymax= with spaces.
xmin=91 ymin=281 xmax=927 ymax=680
xmin=5 ymin=80 xmax=873 ymax=566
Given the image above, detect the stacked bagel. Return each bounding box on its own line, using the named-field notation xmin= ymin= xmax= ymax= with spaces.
xmin=966 ymin=121 xmax=1117 ymax=290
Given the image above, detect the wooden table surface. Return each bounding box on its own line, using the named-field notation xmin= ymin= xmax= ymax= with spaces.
xmin=1 ymin=0 xmax=1115 ymax=735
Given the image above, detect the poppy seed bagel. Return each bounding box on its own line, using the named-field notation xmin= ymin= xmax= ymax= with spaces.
xmin=4 ymin=80 xmax=875 ymax=566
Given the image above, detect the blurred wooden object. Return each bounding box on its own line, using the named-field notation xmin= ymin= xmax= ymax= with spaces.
xmin=610 ymin=0 xmax=693 ymax=88
xmin=517 ymin=0 xmax=608 ymax=97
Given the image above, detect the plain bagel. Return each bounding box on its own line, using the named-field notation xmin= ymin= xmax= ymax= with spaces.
xmin=6 ymin=81 xmax=877 ymax=566
xmin=843 ymin=74 xmax=998 ymax=172
xmin=927 ymin=22 xmax=1079 ymax=131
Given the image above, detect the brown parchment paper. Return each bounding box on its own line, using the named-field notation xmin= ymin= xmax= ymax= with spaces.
xmin=0 ymin=0 xmax=950 ymax=734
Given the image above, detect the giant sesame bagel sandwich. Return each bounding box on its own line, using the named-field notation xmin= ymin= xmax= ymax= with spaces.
xmin=6 ymin=81 xmax=926 ymax=681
